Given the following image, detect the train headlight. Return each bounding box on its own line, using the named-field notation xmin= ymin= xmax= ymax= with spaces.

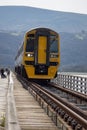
xmin=50 ymin=54 xmax=58 ymax=58
xmin=27 ymin=54 xmax=31 ymax=57
xmin=26 ymin=53 xmax=34 ymax=57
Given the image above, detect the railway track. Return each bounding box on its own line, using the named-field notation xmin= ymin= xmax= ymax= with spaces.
xmin=5 ymin=73 xmax=87 ymax=130
xmin=5 ymin=73 xmax=58 ymax=130
xmin=44 ymin=82 xmax=87 ymax=129
xmin=48 ymin=82 xmax=87 ymax=111
xmin=18 ymin=77 xmax=87 ymax=130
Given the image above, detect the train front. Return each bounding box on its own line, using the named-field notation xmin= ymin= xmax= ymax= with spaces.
xmin=23 ymin=28 xmax=60 ymax=80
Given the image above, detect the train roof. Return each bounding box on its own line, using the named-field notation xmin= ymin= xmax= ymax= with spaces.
xmin=26 ymin=27 xmax=59 ymax=35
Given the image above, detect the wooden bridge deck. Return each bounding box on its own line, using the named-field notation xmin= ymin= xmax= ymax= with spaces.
xmin=0 ymin=75 xmax=8 ymax=130
xmin=13 ymin=75 xmax=58 ymax=130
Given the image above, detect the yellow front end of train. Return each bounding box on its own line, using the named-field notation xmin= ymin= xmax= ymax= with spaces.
xmin=15 ymin=28 xmax=60 ymax=80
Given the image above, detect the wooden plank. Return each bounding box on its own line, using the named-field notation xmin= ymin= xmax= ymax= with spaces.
xmin=0 ymin=78 xmax=8 ymax=127
xmin=13 ymin=75 xmax=58 ymax=130
xmin=5 ymin=72 xmax=21 ymax=130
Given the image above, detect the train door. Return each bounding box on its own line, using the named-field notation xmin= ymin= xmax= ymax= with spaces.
xmin=34 ymin=31 xmax=50 ymax=74
xmin=38 ymin=36 xmax=47 ymax=64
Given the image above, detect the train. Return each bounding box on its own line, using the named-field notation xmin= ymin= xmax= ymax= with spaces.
xmin=15 ymin=27 xmax=60 ymax=82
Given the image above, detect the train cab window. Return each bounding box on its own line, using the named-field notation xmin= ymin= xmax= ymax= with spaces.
xmin=26 ymin=37 xmax=34 ymax=52
xmin=50 ymin=35 xmax=58 ymax=53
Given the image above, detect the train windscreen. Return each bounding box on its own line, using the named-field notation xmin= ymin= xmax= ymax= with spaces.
xmin=50 ymin=35 xmax=58 ymax=53
xmin=26 ymin=37 xmax=34 ymax=52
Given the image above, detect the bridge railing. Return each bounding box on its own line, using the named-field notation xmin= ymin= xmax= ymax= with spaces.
xmin=51 ymin=72 xmax=87 ymax=95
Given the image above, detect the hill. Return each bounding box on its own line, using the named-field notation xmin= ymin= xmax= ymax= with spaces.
xmin=0 ymin=32 xmax=23 ymax=67
xmin=60 ymin=31 xmax=87 ymax=72
xmin=0 ymin=6 xmax=87 ymax=72
xmin=0 ymin=6 xmax=87 ymax=33
xmin=0 ymin=30 xmax=87 ymax=72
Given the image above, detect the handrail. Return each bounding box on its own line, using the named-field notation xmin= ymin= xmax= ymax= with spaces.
xmin=52 ymin=72 xmax=87 ymax=95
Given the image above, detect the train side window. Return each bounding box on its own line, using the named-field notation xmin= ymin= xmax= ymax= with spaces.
xmin=26 ymin=38 xmax=34 ymax=52
xmin=50 ymin=36 xmax=58 ymax=53
xmin=15 ymin=43 xmax=24 ymax=60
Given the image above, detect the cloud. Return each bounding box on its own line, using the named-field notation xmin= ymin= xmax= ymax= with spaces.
xmin=0 ymin=0 xmax=87 ymax=14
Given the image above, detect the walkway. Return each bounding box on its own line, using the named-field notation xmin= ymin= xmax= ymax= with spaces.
xmin=0 ymin=75 xmax=8 ymax=129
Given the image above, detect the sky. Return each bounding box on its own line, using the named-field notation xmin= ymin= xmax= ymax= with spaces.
xmin=0 ymin=0 xmax=87 ymax=14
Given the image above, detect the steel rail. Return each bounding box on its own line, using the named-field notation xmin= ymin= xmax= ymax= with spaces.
xmin=28 ymin=82 xmax=87 ymax=129
xmin=49 ymin=82 xmax=87 ymax=101
xmin=17 ymin=75 xmax=87 ymax=129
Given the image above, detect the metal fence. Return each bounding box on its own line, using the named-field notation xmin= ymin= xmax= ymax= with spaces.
xmin=51 ymin=72 xmax=87 ymax=95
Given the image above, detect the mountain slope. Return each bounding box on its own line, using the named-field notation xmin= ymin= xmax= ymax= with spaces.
xmin=60 ymin=31 xmax=87 ymax=71
xmin=0 ymin=6 xmax=87 ymax=33
xmin=0 ymin=31 xmax=87 ymax=72
xmin=0 ymin=6 xmax=87 ymax=71
xmin=0 ymin=32 xmax=23 ymax=66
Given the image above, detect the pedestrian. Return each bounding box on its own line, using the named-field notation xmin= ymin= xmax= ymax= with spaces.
xmin=6 ymin=68 xmax=10 ymax=76
xmin=0 ymin=68 xmax=6 ymax=78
